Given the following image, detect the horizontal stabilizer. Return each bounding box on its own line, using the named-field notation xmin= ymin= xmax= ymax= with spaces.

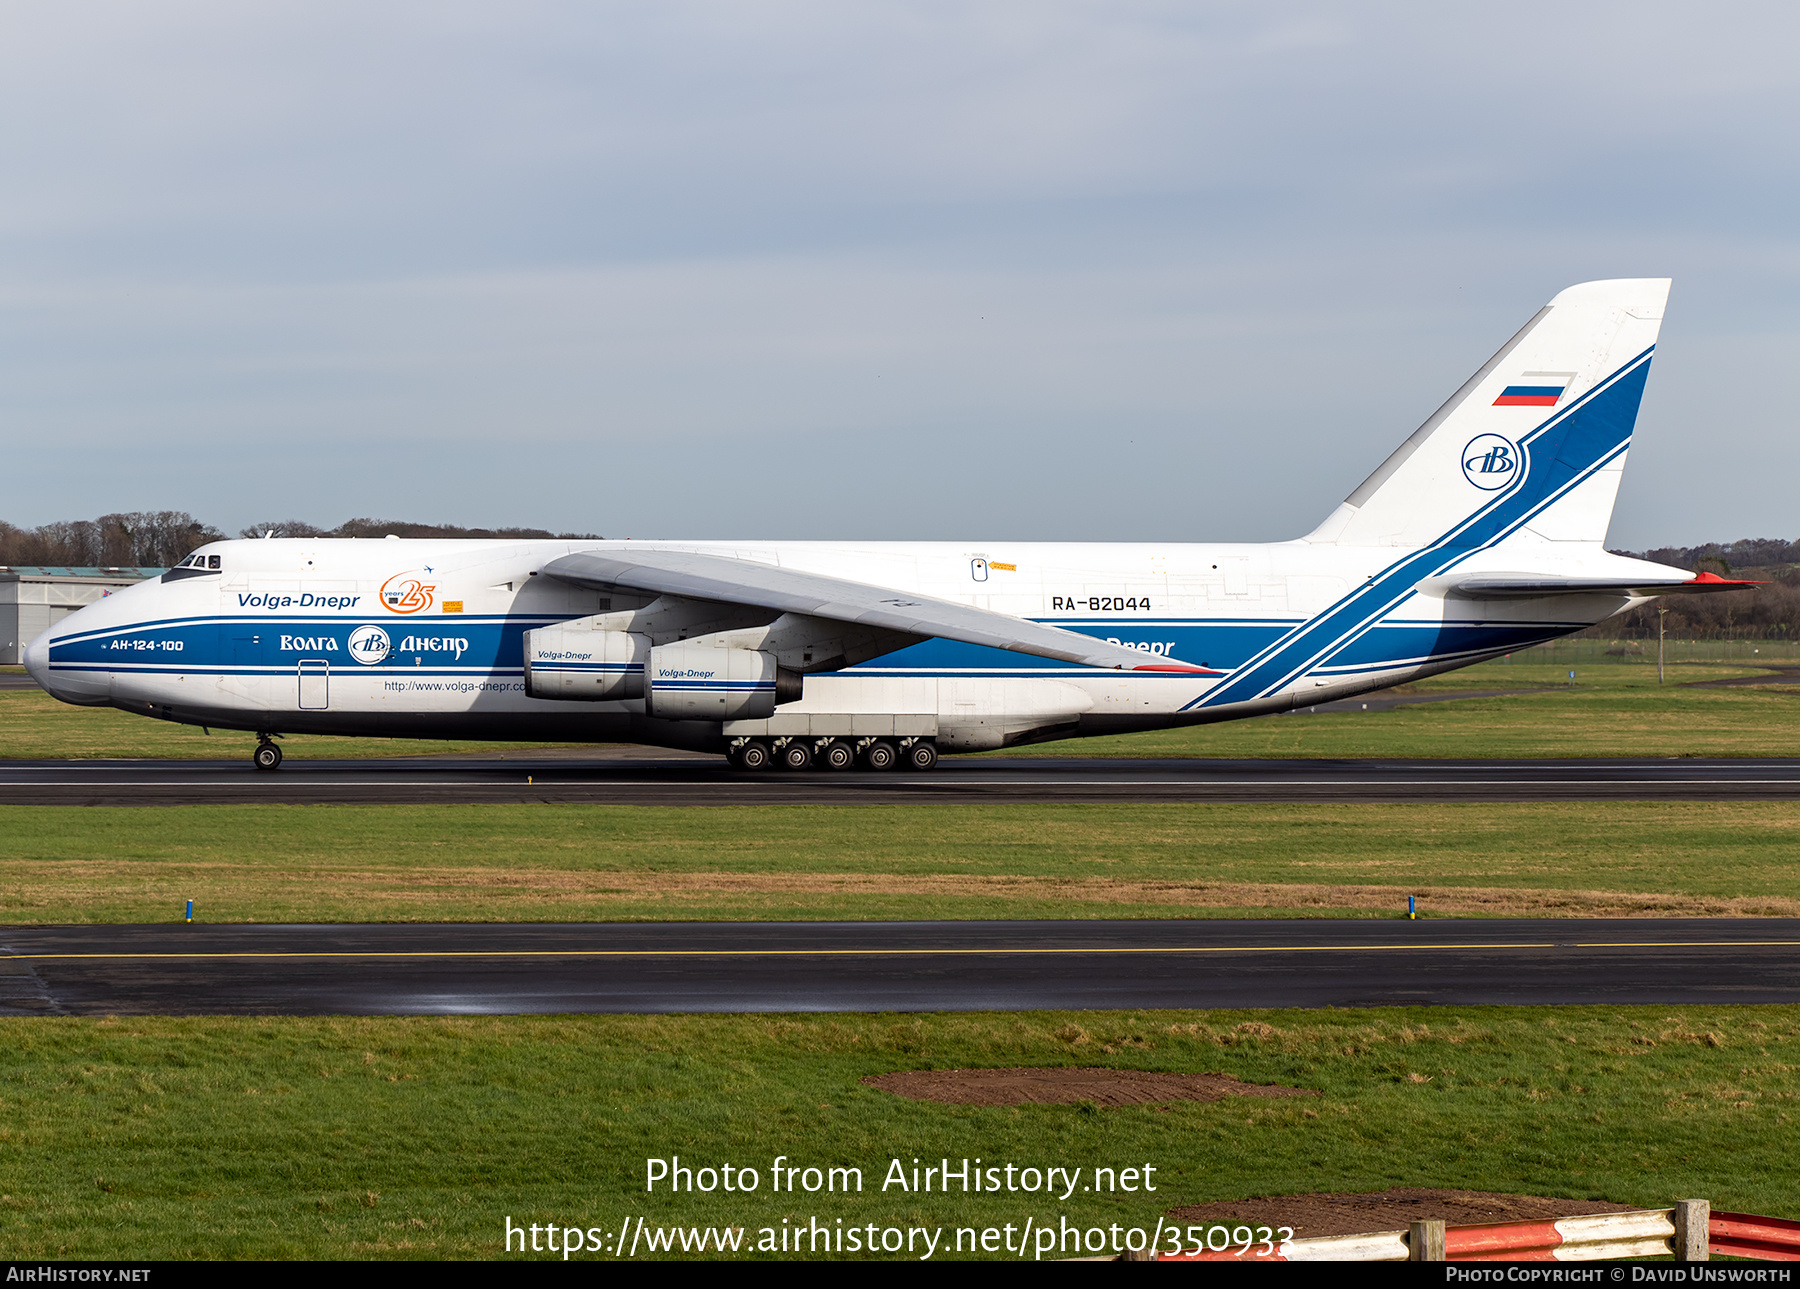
xmin=1447 ymin=570 xmax=1759 ymax=599
xmin=541 ymin=548 xmax=1216 ymax=672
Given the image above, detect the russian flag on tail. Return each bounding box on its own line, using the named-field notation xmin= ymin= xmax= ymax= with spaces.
xmin=1493 ymin=373 xmax=1572 ymax=407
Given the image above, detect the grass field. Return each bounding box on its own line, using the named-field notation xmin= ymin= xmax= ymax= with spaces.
xmin=1 ymin=1008 xmax=1794 ymax=1259
xmin=5 ymin=654 xmax=1796 ymax=1262
xmin=1025 ymin=683 xmax=1800 ymax=759
xmin=5 ymin=801 xmax=1799 ymax=924
xmin=5 ymin=653 xmax=1799 ymax=762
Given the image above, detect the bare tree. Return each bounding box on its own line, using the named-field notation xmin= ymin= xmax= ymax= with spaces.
xmin=0 ymin=512 xmax=223 ymax=567
xmin=238 ymin=521 xmax=331 ymax=539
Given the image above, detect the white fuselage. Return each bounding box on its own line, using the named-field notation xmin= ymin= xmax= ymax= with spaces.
xmin=27 ymin=535 xmax=1646 ymax=753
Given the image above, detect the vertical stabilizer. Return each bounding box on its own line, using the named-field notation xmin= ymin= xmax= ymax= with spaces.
xmin=1306 ymin=279 xmax=1669 ymax=550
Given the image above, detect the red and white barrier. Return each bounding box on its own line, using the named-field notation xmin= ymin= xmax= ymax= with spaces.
xmin=1162 ymin=1207 xmax=1696 ymax=1262
xmin=1161 ymin=1229 xmax=1408 ymax=1262
xmin=1282 ymin=1230 xmax=1408 ymax=1263
xmin=1712 ymin=1212 xmax=1800 ymax=1262
xmin=1162 ymin=1202 xmax=1800 ymax=1263
xmin=1447 ymin=1209 xmax=1677 ymax=1261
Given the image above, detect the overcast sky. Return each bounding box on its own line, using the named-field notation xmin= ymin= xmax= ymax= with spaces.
xmin=2 ymin=2 xmax=1795 ymax=548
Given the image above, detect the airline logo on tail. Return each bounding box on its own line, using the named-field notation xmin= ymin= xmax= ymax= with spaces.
xmin=1461 ymin=434 xmax=1519 ymax=490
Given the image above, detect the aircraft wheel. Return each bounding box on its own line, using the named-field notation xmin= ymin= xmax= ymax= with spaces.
xmin=903 ymin=739 xmax=939 ymax=771
xmin=778 ymin=740 xmax=813 ymax=771
xmin=819 ymin=739 xmax=856 ymax=771
xmin=733 ymin=740 xmax=772 ymax=771
xmin=860 ymin=739 xmax=898 ymax=772
xmin=253 ymin=741 xmax=283 ymax=772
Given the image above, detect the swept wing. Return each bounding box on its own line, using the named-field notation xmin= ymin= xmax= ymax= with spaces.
xmin=540 ymin=547 xmax=1209 ymax=672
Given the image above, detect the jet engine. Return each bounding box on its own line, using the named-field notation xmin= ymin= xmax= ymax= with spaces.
xmin=521 ymin=626 xmax=649 ymax=700
xmin=644 ymin=643 xmax=803 ymax=720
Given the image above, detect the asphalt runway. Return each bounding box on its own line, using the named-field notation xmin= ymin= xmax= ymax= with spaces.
xmin=3 ymin=918 xmax=1795 ymax=1016
xmin=5 ymin=753 xmax=1800 ymax=804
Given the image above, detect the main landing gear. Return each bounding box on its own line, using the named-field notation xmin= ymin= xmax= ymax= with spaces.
xmin=902 ymin=739 xmax=938 ymax=771
xmin=253 ymin=734 xmax=283 ymax=772
xmin=727 ymin=737 xmax=939 ymax=772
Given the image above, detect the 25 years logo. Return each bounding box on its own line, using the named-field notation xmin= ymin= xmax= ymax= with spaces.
xmin=1461 ymin=434 xmax=1519 ymax=491
xmin=380 ymin=571 xmax=437 ymax=614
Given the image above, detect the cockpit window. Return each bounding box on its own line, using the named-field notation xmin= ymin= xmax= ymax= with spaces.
xmin=162 ymin=550 xmax=221 ymax=583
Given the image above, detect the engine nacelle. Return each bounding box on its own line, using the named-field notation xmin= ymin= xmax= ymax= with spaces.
xmin=522 ymin=626 xmax=649 ymax=700
xmin=644 ymin=644 xmax=803 ymax=720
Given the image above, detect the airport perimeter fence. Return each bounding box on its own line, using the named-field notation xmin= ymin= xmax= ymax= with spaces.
xmin=1158 ymin=1202 xmax=1800 ymax=1263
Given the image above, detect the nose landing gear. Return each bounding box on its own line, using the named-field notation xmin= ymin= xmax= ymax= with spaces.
xmin=253 ymin=735 xmax=283 ymax=772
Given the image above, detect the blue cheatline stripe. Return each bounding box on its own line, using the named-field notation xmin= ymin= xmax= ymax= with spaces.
xmin=51 ymin=613 xmax=564 ymax=648
xmin=1186 ymin=346 xmax=1653 ymax=712
xmin=653 ymin=684 xmax=774 ymax=693
xmin=56 ymin=611 xmax=1610 ymax=691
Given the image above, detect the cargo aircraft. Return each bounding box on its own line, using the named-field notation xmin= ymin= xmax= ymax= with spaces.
xmin=26 ymin=278 xmax=1747 ymax=771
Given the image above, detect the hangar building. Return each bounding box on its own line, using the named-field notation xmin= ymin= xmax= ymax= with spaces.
xmin=0 ymin=567 xmax=164 ymax=665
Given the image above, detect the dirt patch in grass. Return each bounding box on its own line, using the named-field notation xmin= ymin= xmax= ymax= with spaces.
xmin=862 ymin=1067 xmax=1319 ymax=1106
xmin=1167 ymin=1188 xmax=1638 ymax=1238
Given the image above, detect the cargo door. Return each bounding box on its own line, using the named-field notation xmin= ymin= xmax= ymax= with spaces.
xmin=297 ymin=660 xmax=329 ymax=710
xmin=215 ymin=629 xmax=267 ymax=703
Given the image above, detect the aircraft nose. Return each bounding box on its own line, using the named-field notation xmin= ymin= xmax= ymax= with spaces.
xmin=24 ymin=625 xmax=110 ymax=705
xmin=22 ymin=629 xmax=52 ymax=689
